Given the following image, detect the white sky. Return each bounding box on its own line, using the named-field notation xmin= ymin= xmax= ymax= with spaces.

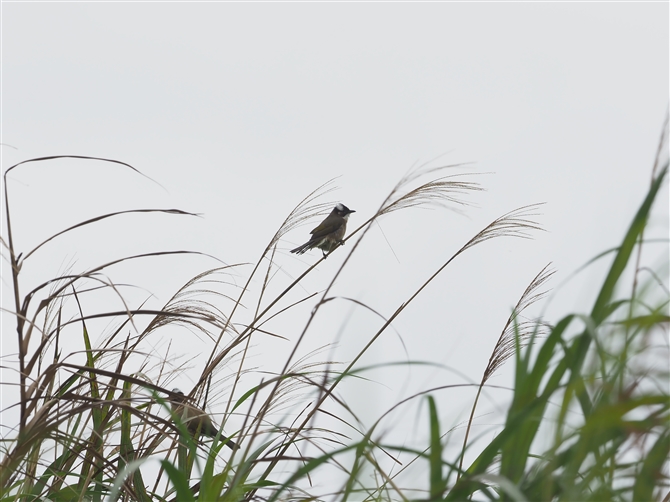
xmin=2 ymin=1 xmax=669 ymax=490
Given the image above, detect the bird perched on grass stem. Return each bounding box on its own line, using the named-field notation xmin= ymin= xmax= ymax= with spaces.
xmin=290 ymin=203 xmax=355 ymax=258
xmin=169 ymin=388 xmax=237 ymax=450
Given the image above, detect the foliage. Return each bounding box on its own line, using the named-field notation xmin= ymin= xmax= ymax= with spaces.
xmin=1 ymin=125 xmax=667 ymax=502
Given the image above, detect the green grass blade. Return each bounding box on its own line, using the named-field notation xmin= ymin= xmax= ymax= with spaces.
xmin=427 ymin=396 xmax=444 ymax=499
xmin=591 ymin=164 xmax=667 ymax=324
xmin=633 ymin=429 xmax=670 ymax=501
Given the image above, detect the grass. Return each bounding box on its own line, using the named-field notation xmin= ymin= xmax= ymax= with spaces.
xmin=1 ymin=122 xmax=668 ymax=501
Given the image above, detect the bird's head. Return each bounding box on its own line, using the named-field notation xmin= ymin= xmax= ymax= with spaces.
xmin=334 ymin=203 xmax=355 ymax=219
xmin=169 ymin=388 xmax=187 ymax=403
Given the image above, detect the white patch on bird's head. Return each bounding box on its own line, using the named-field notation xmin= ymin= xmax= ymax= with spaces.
xmin=335 ymin=203 xmax=346 ymax=212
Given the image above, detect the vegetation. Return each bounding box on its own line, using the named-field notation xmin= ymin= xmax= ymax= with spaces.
xmin=1 ymin=122 xmax=668 ymax=501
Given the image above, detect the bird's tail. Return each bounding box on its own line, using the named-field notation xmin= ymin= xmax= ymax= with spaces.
xmin=218 ymin=431 xmax=238 ymax=451
xmin=209 ymin=425 xmax=238 ymax=450
xmin=290 ymin=242 xmax=312 ymax=255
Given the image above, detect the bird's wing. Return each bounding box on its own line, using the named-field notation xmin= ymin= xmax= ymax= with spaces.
xmin=310 ymin=221 xmax=340 ymax=240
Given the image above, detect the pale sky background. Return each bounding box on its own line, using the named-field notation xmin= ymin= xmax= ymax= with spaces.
xmin=2 ymin=1 xmax=669 ymax=492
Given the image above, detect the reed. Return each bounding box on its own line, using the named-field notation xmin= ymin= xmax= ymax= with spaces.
xmin=1 ymin=120 xmax=667 ymax=501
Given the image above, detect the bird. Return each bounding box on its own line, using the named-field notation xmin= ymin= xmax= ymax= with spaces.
xmin=290 ymin=203 xmax=356 ymax=258
xmin=169 ymin=388 xmax=237 ymax=450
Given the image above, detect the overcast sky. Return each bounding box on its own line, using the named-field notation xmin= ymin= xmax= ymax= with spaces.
xmin=2 ymin=1 xmax=668 ymax=483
